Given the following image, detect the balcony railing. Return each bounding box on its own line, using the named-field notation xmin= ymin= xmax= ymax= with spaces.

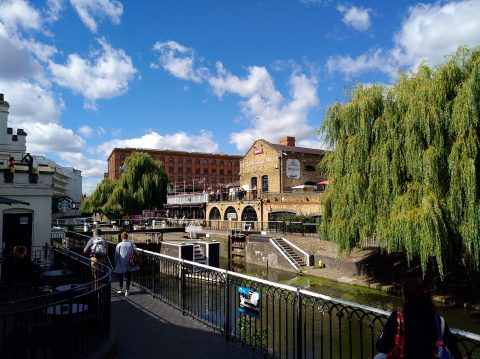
xmin=0 ymin=246 xmax=111 ymax=358
xmin=131 ymin=249 xmax=480 ymax=359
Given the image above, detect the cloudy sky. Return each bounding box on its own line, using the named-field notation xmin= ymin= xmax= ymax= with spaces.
xmin=1 ymin=0 xmax=479 ymax=194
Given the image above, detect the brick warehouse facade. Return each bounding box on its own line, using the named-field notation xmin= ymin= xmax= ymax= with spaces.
xmin=107 ymin=148 xmax=242 ymax=186
xmin=205 ymin=136 xmax=328 ymax=224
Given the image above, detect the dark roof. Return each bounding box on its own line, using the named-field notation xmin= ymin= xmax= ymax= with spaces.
xmin=268 ymin=142 xmax=327 ymax=155
xmin=0 ymin=196 xmax=30 ymax=205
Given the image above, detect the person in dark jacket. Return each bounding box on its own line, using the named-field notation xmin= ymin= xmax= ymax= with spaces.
xmin=4 ymin=246 xmax=40 ymax=285
xmin=375 ymin=278 xmax=461 ymax=359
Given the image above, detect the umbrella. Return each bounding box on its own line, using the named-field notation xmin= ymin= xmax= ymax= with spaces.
xmin=0 ymin=196 xmax=30 ymax=205
xmin=318 ymin=181 xmax=330 ymax=185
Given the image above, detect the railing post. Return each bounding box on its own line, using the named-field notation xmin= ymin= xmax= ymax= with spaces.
xmin=296 ymin=289 xmax=303 ymax=359
xmin=225 ymin=271 xmax=231 ymax=340
xmin=181 ymin=260 xmax=186 ymax=315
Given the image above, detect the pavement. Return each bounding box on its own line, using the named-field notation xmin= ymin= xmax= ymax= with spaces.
xmin=109 ymin=281 xmax=263 ymax=359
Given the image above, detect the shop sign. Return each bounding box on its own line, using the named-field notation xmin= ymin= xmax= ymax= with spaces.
xmin=238 ymin=286 xmax=261 ymax=318
xmin=286 ymin=159 xmax=301 ymax=179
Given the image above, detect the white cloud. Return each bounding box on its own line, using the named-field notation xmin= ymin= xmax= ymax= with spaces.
xmin=326 ymin=48 xmax=394 ymax=79
xmin=327 ymin=0 xmax=480 ymax=79
xmin=78 ymin=125 xmax=94 ymax=137
xmin=337 ymin=4 xmax=371 ymax=32
xmin=392 ymin=0 xmax=480 ymax=69
xmin=0 ymin=0 xmax=42 ymax=32
xmin=154 ymin=40 xmax=320 ymax=152
xmin=96 ymin=130 xmax=219 ymax=158
xmin=59 ymin=152 xmax=106 ymax=178
xmin=151 ymin=41 xmax=208 ymax=83
xmin=45 ymin=0 xmax=64 ymax=23
xmin=49 ymin=38 xmax=137 ymax=109
xmin=70 ymin=0 xmax=123 ymax=33
xmin=18 ymin=122 xmax=85 ymax=154
xmin=212 ymin=68 xmax=319 ymax=151
xmin=0 ymin=80 xmax=63 ymax=124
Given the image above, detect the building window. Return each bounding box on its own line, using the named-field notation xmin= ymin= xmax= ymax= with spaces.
xmin=228 ymin=170 xmax=232 ymax=175
xmin=178 ymin=158 xmax=183 ymax=164
xmin=219 ymin=169 xmax=224 ymax=175
xmin=186 ymin=167 xmax=191 ymax=173
xmin=120 ymin=154 xmax=126 ymax=161
xmin=169 ymin=167 xmax=174 ymax=174
xmin=227 ymin=161 xmax=232 ymax=167
xmin=159 ymin=157 xmax=165 ymax=162
xmin=169 ymin=157 xmax=174 ymax=163
xmin=262 ymin=175 xmax=269 ymax=193
xmin=220 ymin=177 xmax=225 ymax=183
xmin=305 ymin=165 xmax=316 ymax=172
xmin=186 ymin=158 xmax=192 ymax=164
xmin=220 ymin=160 xmax=224 ymax=166
xmin=212 ymin=169 xmax=216 ymax=175
xmin=178 ymin=176 xmax=183 ymax=182
xmin=211 ymin=160 xmax=216 ymax=166
xmin=178 ymin=167 xmax=183 ymax=174
xmin=195 ymin=168 xmax=200 ymax=174
xmin=195 ymin=159 xmax=200 ymax=164
xmin=204 ymin=159 xmax=209 ymax=165
xmin=204 ymin=168 xmax=209 ymax=174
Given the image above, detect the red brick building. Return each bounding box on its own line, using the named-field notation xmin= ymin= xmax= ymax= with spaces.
xmin=107 ymin=148 xmax=242 ymax=188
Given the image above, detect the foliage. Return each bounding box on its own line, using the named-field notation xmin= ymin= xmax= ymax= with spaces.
xmin=108 ymin=152 xmax=169 ymax=214
xmin=319 ymin=46 xmax=480 ymax=277
xmin=237 ymin=315 xmax=271 ymax=350
xmin=80 ymin=178 xmax=117 ymax=215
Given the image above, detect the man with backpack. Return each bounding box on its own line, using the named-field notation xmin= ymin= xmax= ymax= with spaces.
xmin=83 ymin=228 xmax=108 ymax=286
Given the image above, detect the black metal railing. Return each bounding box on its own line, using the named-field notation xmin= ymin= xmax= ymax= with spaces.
xmin=132 ymin=249 xmax=480 ymax=359
xmin=0 ymin=246 xmax=111 ymax=359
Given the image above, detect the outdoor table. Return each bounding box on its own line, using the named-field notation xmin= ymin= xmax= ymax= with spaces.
xmin=46 ymin=303 xmax=89 ymax=315
xmin=42 ymin=269 xmax=73 ymax=278
xmin=55 ymin=283 xmax=88 ymax=292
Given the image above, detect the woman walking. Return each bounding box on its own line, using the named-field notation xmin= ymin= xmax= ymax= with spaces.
xmin=113 ymin=231 xmax=140 ymax=296
xmin=375 ymin=278 xmax=461 ymax=358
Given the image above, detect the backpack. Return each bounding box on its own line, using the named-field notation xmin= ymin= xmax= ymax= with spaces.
xmin=91 ymin=238 xmax=107 ymax=256
xmin=386 ymin=311 xmax=405 ymax=359
xmin=434 ymin=316 xmax=453 ymax=359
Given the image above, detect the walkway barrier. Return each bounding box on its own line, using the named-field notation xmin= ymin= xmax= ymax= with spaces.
xmin=133 ymin=249 xmax=480 ymax=359
xmin=0 ymin=246 xmax=111 ymax=358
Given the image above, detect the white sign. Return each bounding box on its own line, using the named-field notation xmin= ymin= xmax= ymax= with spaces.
xmin=20 ymin=217 xmax=28 ymax=224
xmin=227 ymin=212 xmax=237 ymax=220
xmin=286 ymin=159 xmax=301 ymax=179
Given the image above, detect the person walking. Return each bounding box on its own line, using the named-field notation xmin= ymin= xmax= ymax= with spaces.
xmin=83 ymin=228 xmax=108 ymax=286
xmin=113 ymin=231 xmax=140 ymax=296
xmin=374 ymin=278 xmax=461 ymax=359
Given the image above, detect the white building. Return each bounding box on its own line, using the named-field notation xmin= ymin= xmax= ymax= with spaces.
xmin=0 ymin=93 xmax=54 ymax=251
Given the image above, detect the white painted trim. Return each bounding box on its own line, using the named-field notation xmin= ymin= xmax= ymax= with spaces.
xmin=269 ymin=238 xmax=301 ymax=271
xmin=281 ymin=237 xmax=310 ymax=264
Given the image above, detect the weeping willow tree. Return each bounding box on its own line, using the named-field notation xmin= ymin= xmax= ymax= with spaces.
xmin=108 ymin=152 xmax=169 ymax=214
xmin=80 ymin=178 xmax=119 ymax=217
xmin=319 ymin=46 xmax=480 ymax=277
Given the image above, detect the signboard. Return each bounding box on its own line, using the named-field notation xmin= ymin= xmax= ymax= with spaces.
xmin=286 ymin=159 xmax=301 ymax=179
xmin=57 ymin=197 xmax=72 ymax=213
xmin=238 ymin=286 xmax=261 ymax=318
xmin=227 ymin=212 xmax=237 ymax=220
xmin=20 ymin=217 xmax=29 ymax=225
xmin=254 ymin=147 xmax=263 ymax=155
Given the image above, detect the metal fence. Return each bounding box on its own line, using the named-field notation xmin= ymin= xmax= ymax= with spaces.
xmin=0 ymin=246 xmax=111 ymax=359
xmin=133 ymin=249 xmax=480 ymax=359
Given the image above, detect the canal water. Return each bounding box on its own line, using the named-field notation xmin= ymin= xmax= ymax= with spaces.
xmin=223 ymin=259 xmax=480 ymax=334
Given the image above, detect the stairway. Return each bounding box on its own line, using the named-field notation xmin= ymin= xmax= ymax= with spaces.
xmin=193 ymin=245 xmax=206 ymax=264
xmin=274 ymin=238 xmax=306 ymax=267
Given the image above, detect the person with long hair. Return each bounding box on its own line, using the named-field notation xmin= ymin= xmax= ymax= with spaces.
xmin=113 ymin=231 xmax=139 ymax=296
xmin=375 ymin=278 xmax=461 ymax=358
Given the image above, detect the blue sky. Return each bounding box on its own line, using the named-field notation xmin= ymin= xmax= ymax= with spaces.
xmin=1 ymin=0 xmax=479 ymax=194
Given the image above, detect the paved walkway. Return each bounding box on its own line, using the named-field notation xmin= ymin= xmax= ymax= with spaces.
xmin=110 ymin=282 xmax=262 ymax=359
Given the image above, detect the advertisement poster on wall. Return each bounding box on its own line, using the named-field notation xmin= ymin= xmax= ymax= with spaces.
xmin=286 ymin=159 xmax=300 ymax=179
xmin=238 ymin=286 xmax=261 ymax=318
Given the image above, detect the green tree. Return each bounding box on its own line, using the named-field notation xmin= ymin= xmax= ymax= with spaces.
xmin=319 ymin=46 xmax=480 ymax=277
xmin=108 ymin=152 xmax=169 ymax=214
xmin=80 ymin=178 xmax=118 ymax=217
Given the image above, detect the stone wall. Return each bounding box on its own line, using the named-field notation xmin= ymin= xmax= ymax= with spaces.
xmin=245 ymin=235 xmax=299 ymax=272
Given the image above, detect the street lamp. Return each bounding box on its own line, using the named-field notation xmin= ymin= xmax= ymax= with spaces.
xmin=278 ymin=151 xmax=287 ymax=193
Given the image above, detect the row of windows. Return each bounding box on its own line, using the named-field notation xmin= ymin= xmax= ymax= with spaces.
xmin=168 ymin=167 xmax=234 ymax=175
xmin=117 ymin=153 xmax=238 ymax=167
xmin=172 ymin=176 xmax=234 ymax=183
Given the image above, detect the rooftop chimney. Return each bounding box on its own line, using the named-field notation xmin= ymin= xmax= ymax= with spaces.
xmin=0 ymin=93 xmax=4 ymax=102
xmin=279 ymin=136 xmax=295 ymax=147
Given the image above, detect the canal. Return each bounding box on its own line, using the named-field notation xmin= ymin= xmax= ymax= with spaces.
xmin=223 ymin=259 xmax=480 ymax=334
